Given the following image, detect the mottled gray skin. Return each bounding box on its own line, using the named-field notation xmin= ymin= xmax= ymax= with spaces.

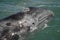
xmin=0 ymin=7 xmax=54 ymax=40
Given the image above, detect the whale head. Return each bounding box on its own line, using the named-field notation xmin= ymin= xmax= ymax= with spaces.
xmin=0 ymin=7 xmax=54 ymax=40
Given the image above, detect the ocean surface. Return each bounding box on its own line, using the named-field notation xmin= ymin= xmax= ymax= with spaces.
xmin=0 ymin=0 xmax=60 ymax=40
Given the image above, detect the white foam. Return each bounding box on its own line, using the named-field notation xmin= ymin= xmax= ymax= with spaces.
xmin=42 ymin=24 xmax=48 ymax=30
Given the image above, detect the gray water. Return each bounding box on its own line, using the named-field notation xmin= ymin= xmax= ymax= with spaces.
xmin=0 ymin=0 xmax=60 ymax=40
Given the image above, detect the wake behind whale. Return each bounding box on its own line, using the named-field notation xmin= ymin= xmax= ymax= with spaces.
xmin=0 ymin=7 xmax=54 ymax=40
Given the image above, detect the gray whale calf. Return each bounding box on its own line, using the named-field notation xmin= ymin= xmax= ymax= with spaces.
xmin=0 ymin=7 xmax=54 ymax=40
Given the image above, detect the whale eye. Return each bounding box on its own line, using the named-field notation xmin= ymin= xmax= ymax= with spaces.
xmin=6 ymin=23 xmax=11 ymax=26
xmin=32 ymin=23 xmax=35 ymax=25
